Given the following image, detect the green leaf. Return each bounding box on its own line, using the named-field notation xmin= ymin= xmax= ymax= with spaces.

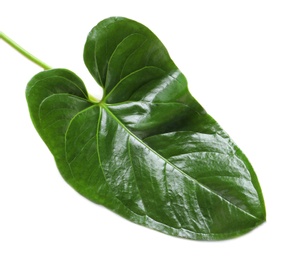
xmin=26 ymin=17 xmax=266 ymax=240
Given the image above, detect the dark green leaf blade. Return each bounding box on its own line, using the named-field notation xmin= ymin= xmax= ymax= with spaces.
xmin=26 ymin=17 xmax=266 ymax=240
xmin=26 ymin=68 xmax=89 ymax=139
xmin=84 ymin=17 xmax=176 ymax=97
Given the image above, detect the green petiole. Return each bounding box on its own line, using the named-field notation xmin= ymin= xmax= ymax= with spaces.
xmin=0 ymin=32 xmax=52 ymax=70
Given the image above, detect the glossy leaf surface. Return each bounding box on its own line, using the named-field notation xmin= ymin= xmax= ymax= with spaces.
xmin=26 ymin=17 xmax=265 ymax=240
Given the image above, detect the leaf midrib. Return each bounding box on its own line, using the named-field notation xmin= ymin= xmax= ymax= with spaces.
xmin=100 ymin=103 xmax=262 ymax=221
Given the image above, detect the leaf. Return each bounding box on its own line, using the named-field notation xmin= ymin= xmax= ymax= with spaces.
xmin=26 ymin=17 xmax=266 ymax=240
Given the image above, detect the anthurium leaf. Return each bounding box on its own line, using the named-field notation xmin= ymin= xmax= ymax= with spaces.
xmin=26 ymin=17 xmax=266 ymax=240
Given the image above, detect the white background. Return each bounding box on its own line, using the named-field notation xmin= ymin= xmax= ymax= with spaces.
xmin=1 ymin=0 xmax=290 ymax=259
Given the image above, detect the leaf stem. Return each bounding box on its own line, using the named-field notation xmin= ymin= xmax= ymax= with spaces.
xmin=0 ymin=32 xmax=52 ymax=70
